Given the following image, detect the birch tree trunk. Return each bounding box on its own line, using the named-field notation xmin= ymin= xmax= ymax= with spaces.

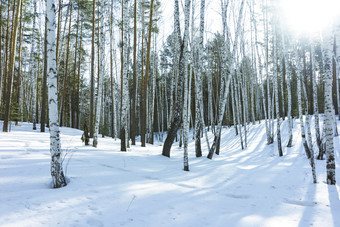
xmin=182 ymin=0 xmax=191 ymax=171
xmin=302 ymin=80 xmax=317 ymax=183
xmin=295 ymin=44 xmax=311 ymax=159
xmin=46 ymin=0 xmax=67 ymax=188
xmin=310 ymin=39 xmax=323 ymax=159
xmin=32 ymin=0 xmax=37 ymax=130
xmin=336 ymin=23 xmax=340 ymax=120
xmin=131 ymin=0 xmax=137 ymax=145
xmin=323 ymin=25 xmax=336 ymax=184
xmin=282 ymin=31 xmax=292 ymax=147
xmin=121 ymin=0 xmax=129 ymax=151
xmin=93 ymin=2 xmax=105 ymax=148
xmin=273 ymin=27 xmax=283 ymax=156
xmin=89 ymin=0 xmax=96 ymax=138
xmin=110 ymin=0 xmax=117 ymax=139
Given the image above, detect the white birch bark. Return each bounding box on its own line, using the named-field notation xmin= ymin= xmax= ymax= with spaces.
xmin=121 ymin=0 xmax=129 ymax=151
xmin=282 ymin=32 xmax=292 ymax=147
xmin=93 ymin=3 xmax=105 ymax=148
xmin=182 ymin=0 xmax=191 ymax=171
xmin=31 ymin=0 xmax=37 ymax=130
xmin=310 ymin=39 xmax=322 ymax=158
xmin=295 ymin=43 xmax=311 ymax=159
xmin=273 ymin=26 xmax=282 ymax=156
xmin=46 ymin=0 xmax=67 ymax=188
xmin=263 ymin=1 xmax=273 ymax=144
xmin=235 ymin=72 xmax=244 ymax=150
xmin=302 ymin=80 xmax=317 ymax=183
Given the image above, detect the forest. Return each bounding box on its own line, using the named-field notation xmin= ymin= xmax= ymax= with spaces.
xmin=0 ymin=0 xmax=340 ymax=225
xmin=0 ymin=0 xmax=339 ymax=191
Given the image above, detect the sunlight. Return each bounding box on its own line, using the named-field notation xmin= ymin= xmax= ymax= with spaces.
xmin=280 ymin=0 xmax=340 ymax=33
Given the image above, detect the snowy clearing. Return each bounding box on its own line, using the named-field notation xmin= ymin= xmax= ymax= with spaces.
xmin=0 ymin=119 xmax=340 ymax=227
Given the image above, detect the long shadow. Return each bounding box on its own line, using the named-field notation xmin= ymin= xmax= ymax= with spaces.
xmin=328 ymin=185 xmax=340 ymax=227
xmin=297 ymin=182 xmax=317 ymax=227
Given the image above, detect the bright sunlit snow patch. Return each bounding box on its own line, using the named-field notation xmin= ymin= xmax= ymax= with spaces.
xmin=280 ymin=0 xmax=340 ymax=33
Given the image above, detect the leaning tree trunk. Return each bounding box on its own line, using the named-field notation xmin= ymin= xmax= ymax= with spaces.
xmin=162 ymin=0 xmax=191 ymax=158
xmin=46 ymin=0 xmax=67 ymax=188
xmin=323 ymin=24 xmax=336 ymax=184
xmin=207 ymin=0 xmax=245 ymax=159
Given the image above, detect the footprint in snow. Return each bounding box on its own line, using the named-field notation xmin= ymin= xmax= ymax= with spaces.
xmin=86 ymin=218 xmax=103 ymax=227
xmin=283 ymin=198 xmax=317 ymax=207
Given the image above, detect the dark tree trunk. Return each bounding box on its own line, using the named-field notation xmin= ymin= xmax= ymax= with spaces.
xmin=41 ymin=16 xmax=48 ymax=132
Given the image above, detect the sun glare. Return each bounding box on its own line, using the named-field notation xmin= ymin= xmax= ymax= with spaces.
xmin=280 ymin=0 xmax=340 ymax=34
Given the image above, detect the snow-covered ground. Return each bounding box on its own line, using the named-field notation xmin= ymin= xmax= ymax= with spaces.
xmin=0 ymin=118 xmax=339 ymax=227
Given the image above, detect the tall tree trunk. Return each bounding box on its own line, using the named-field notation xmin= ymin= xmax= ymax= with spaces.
xmin=31 ymin=0 xmax=37 ymax=130
xmin=120 ymin=0 xmax=129 ymax=151
xmin=46 ymin=0 xmax=67 ymax=188
xmin=76 ymin=19 xmax=83 ymax=130
xmin=131 ymin=0 xmax=137 ymax=145
xmin=295 ymin=44 xmax=311 ymax=159
xmin=273 ymin=25 xmax=283 ymax=156
xmin=89 ymin=0 xmax=96 ymax=137
xmin=71 ymin=6 xmax=79 ymax=129
xmin=141 ymin=0 xmax=154 ymax=147
xmin=41 ymin=14 xmax=48 ymax=132
xmin=93 ymin=2 xmax=105 ymax=148
xmin=59 ymin=3 xmax=72 ymax=127
xmin=16 ymin=1 xmax=23 ymax=124
xmin=302 ymin=80 xmax=317 ymax=183
xmin=323 ymin=25 xmax=336 ymax=185
xmin=3 ymin=0 xmax=22 ymax=132
xmin=110 ymin=0 xmax=117 ymax=139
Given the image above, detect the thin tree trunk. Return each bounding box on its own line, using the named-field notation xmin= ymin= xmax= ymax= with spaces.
xmin=89 ymin=0 xmax=96 ymax=138
xmin=295 ymin=44 xmax=311 ymax=159
xmin=3 ymin=0 xmax=22 ymax=132
xmin=131 ymin=0 xmax=137 ymax=145
xmin=71 ymin=6 xmax=79 ymax=129
xmin=93 ymin=2 xmax=105 ymax=148
xmin=41 ymin=14 xmax=48 ymax=132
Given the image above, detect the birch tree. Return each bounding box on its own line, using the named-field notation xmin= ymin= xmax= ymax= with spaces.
xmin=323 ymin=23 xmax=336 ymax=185
xmin=31 ymin=0 xmax=38 ymax=130
xmin=93 ymin=2 xmax=105 ymax=148
xmin=120 ymin=0 xmax=129 ymax=151
xmin=46 ymin=0 xmax=67 ymax=188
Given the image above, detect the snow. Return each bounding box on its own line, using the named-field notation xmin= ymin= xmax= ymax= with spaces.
xmin=0 ymin=119 xmax=340 ymax=227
